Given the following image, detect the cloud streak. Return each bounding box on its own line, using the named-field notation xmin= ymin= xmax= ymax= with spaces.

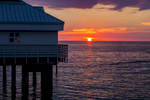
xmin=59 ymin=27 xmax=150 ymax=36
xmin=139 ymin=22 xmax=150 ymax=26
xmin=73 ymin=28 xmax=97 ymax=34
xmin=25 ymin=0 xmax=150 ymax=11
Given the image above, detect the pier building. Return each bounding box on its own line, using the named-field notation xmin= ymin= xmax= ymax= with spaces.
xmin=0 ymin=0 xmax=68 ymax=99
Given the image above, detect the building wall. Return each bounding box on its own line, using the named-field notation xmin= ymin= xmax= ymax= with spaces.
xmin=0 ymin=31 xmax=58 ymax=44
xmin=20 ymin=32 xmax=58 ymax=44
xmin=0 ymin=32 xmax=9 ymax=44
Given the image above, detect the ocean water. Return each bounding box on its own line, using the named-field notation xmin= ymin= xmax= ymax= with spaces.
xmin=0 ymin=41 xmax=150 ymax=99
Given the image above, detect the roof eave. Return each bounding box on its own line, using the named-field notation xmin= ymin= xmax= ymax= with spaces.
xmin=0 ymin=24 xmax=64 ymax=31
xmin=0 ymin=22 xmax=65 ymax=25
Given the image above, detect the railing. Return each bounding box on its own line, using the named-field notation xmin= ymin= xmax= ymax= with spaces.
xmin=0 ymin=44 xmax=68 ymax=64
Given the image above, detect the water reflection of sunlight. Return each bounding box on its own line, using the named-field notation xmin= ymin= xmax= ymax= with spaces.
xmin=87 ymin=41 xmax=92 ymax=47
xmin=86 ymin=42 xmax=93 ymax=63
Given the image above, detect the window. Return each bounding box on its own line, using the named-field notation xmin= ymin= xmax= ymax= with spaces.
xmin=10 ymin=33 xmax=20 ymax=43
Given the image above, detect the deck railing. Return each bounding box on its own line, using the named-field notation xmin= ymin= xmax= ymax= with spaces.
xmin=0 ymin=44 xmax=68 ymax=64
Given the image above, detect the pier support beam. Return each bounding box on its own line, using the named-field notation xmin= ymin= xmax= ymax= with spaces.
xmin=11 ymin=65 xmax=16 ymax=89
xmin=41 ymin=64 xmax=53 ymax=99
xmin=11 ymin=65 xmax=16 ymax=99
xmin=3 ymin=65 xmax=7 ymax=99
xmin=22 ymin=65 xmax=29 ymax=100
xmin=33 ymin=72 xmax=36 ymax=88
xmin=3 ymin=65 xmax=6 ymax=85
xmin=33 ymin=71 xmax=36 ymax=99
xmin=56 ymin=64 xmax=58 ymax=75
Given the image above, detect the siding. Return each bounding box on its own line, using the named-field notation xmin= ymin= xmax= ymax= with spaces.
xmin=0 ymin=32 xmax=9 ymax=44
xmin=21 ymin=32 xmax=58 ymax=44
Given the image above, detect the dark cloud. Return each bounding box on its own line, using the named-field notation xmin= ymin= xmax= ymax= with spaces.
xmin=49 ymin=0 xmax=99 ymax=9
xmin=98 ymin=0 xmax=150 ymax=11
xmin=24 ymin=0 xmax=99 ymax=9
xmin=24 ymin=0 xmax=150 ymax=11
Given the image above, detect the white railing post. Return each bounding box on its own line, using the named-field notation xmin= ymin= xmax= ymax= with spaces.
xmin=47 ymin=45 xmax=49 ymax=64
xmin=57 ymin=45 xmax=58 ymax=64
xmin=15 ymin=45 xmax=16 ymax=64
xmin=37 ymin=45 xmax=39 ymax=64
xmin=26 ymin=45 xmax=27 ymax=64
xmin=3 ymin=45 xmax=5 ymax=64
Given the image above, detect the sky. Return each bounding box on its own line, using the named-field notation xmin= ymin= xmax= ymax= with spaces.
xmin=24 ymin=0 xmax=150 ymax=41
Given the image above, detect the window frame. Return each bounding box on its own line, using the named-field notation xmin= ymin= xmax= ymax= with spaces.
xmin=9 ymin=32 xmax=20 ymax=43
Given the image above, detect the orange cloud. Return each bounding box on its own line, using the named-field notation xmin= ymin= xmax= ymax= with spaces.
xmin=59 ymin=27 xmax=150 ymax=36
xmin=138 ymin=22 xmax=150 ymax=26
xmin=73 ymin=28 xmax=97 ymax=34
xmin=98 ymin=27 xmax=127 ymax=33
xmin=71 ymin=27 xmax=128 ymax=34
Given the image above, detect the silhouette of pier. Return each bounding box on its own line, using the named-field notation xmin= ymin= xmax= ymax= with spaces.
xmin=1 ymin=64 xmax=54 ymax=99
xmin=0 ymin=44 xmax=68 ymax=99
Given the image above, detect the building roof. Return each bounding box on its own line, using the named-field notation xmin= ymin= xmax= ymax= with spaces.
xmin=0 ymin=1 xmax=64 ymax=25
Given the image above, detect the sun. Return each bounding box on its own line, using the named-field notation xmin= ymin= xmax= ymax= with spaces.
xmin=87 ymin=38 xmax=92 ymax=41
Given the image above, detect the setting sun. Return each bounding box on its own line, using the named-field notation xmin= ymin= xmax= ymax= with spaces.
xmin=87 ymin=38 xmax=92 ymax=41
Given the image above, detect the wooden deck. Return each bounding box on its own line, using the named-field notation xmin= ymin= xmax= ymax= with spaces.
xmin=0 ymin=44 xmax=68 ymax=64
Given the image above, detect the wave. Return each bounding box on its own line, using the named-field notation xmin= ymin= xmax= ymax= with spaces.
xmin=110 ymin=60 xmax=150 ymax=65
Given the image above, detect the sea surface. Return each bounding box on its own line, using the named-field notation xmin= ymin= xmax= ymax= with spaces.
xmin=0 ymin=41 xmax=150 ymax=99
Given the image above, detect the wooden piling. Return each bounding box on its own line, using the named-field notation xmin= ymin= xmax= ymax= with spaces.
xmin=33 ymin=71 xmax=36 ymax=87
xmin=56 ymin=64 xmax=58 ymax=75
xmin=41 ymin=64 xmax=53 ymax=99
xmin=3 ymin=65 xmax=6 ymax=85
xmin=22 ymin=65 xmax=29 ymax=100
xmin=33 ymin=71 xmax=36 ymax=100
xmin=11 ymin=65 xmax=16 ymax=89
xmin=3 ymin=65 xmax=7 ymax=99
xmin=11 ymin=65 xmax=16 ymax=99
